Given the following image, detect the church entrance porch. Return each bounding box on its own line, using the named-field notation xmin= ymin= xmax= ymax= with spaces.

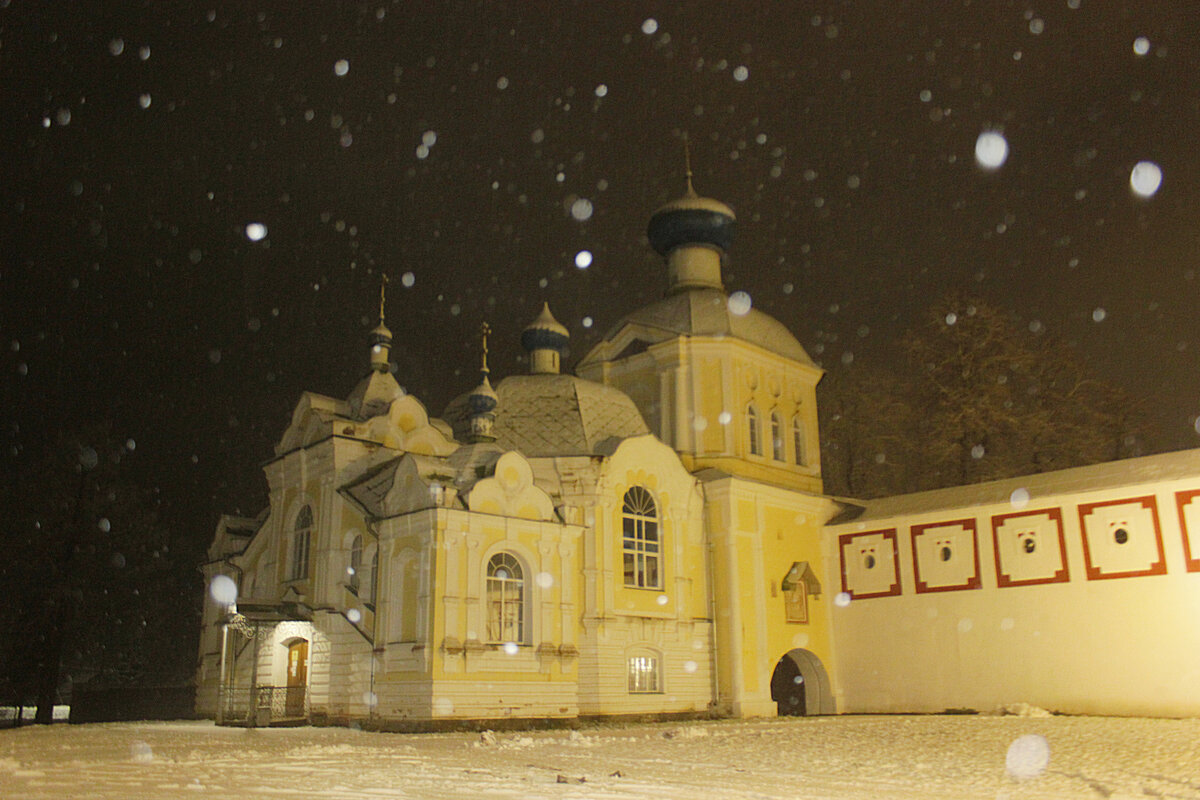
xmin=216 ymin=603 xmax=314 ymax=727
xmin=770 ymin=649 xmax=835 ymax=716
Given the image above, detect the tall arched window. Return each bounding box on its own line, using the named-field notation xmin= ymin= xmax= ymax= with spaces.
xmin=792 ymin=415 xmax=806 ymax=466
xmin=747 ymin=405 xmax=761 ymax=456
xmin=289 ymin=506 xmax=313 ymax=581
xmin=348 ymin=534 xmax=363 ymax=593
xmin=622 ymin=486 xmax=661 ymax=589
xmin=367 ymin=549 xmax=378 ymax=608
xmin=486 ymin=552 xmax=524 ymax=643
xmin=771 ymin=411 xmax=785 ymax=461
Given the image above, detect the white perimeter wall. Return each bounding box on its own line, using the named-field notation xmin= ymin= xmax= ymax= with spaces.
xmin=827 ymin=467 xmax=1200 ymax=717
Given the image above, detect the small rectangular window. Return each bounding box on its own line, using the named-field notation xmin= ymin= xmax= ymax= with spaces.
xmin=627 ymin=655 xmax=661 ymax=693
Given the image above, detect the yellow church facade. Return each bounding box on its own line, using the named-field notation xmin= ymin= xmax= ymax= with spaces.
xmin=195 ymin=173 xmax=1200 ymax=727
xmin=195 ymin=176 xmax=839 ymax=727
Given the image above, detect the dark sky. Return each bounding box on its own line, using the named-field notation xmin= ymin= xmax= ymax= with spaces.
xmin=3 ymin=1 xmax=1199 ymax=546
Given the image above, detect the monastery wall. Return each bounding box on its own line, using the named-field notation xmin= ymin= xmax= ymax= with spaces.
xmin=826 ymin=451 xmax=1200 ymax=717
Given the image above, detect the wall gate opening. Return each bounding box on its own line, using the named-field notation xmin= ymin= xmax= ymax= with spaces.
xmin=770 ymin=648 xmax=834 ymax=716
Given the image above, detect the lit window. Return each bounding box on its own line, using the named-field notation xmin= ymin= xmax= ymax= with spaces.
xmin=628 ymin=655 xmax=661 ymax=693
xmin=771 ymin=412 xmax=784 ymax=461
xmin=748 ymin=405 xmax=761 ymax=456
xmin=622 ymin=487 xmax=661 ymax=589
xmin=348 ymin=534 xmax=362 ymax=593
xmin=486 ymin=552 xmax=524 ymax=643
xmin=290 ymin=506 xmax=312 ymax=581
xmin=792 ymin=416 xmax=805 ymax=466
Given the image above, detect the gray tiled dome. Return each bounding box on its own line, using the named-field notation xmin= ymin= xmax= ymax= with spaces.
xmin=443 ymin=373 xmax=649 ymax=455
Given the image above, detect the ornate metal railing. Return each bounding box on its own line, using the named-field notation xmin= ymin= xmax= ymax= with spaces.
xmin=218 ymin=685 xmax=308 ymax=725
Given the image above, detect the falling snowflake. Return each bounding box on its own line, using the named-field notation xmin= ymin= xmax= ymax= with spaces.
xmin=974 ymin=131 xmax=1009 ymax=169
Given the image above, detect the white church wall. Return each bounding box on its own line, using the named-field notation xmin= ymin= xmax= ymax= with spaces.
xmin=828 ymin=464 xmax=1200 ymax=717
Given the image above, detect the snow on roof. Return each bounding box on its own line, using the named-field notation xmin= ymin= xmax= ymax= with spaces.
xmin=832 ymin=447 xmax=1200 ymax=525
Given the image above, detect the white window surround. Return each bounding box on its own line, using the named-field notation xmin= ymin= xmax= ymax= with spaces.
xmin=627 ymin=652 xmax=662 ymax=693
xmin=486 ymin=551 xmax=526 ymax=644
xmin=622 ymin=486 xmax=662 ymax=589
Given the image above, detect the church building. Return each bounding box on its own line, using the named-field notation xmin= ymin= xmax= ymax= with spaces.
xmin=195 ymin=172 xmax=1200 ymax=728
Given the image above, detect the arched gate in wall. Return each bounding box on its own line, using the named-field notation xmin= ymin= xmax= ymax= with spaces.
xmin=770 ymin=648 xmax=834 ymax=716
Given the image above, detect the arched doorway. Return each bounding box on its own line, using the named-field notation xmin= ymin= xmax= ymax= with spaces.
xmin=770 ymin=649 xmax=834 ymax=716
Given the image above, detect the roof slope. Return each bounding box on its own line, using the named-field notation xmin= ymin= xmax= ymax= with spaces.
xmin=831 ymin=447 xmax=1200 ymax=524
xmin=443 ymin=373 xmax=649 ymax=456
xmin=580 ymin=287 xmax=814 ymax=367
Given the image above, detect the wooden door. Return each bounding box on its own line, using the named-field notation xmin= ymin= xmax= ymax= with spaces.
xmin=286 ymin=640 xmax=308 ymax=717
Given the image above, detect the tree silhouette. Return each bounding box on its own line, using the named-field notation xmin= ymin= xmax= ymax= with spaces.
xmin=0 ymin=425 xmax=197 ymax=723
xmin=820 ymin=296 xmax=1154 ymax=498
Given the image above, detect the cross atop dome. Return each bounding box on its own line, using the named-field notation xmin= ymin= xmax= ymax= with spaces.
xmin=369 ymin=273 xmax=393 ymax=373
xmin=466 ymin=321 xmax=498 ymax=443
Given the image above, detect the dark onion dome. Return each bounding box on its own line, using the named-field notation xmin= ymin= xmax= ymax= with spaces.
xmin=369 ymin=321 xmax=392 ymax=347
xmin=646 ymin=186 xmax=737 ymax=256
xmin=520 ymin=302 xmax=570 ymax=356
xmin=468 ymin=374 xmax=498 ymax=414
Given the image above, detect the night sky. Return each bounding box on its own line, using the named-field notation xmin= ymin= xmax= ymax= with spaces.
xmin=3 ymin=1 xmax=1199 ymax=549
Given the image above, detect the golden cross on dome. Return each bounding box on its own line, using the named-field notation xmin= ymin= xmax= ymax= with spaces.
xmin=683 ymin=132 xmax=695 ymax=195
xmin=378 ymin=273 xmax=389 ymax=323
xmin=480 ymin=321 xmax=491 ymax=375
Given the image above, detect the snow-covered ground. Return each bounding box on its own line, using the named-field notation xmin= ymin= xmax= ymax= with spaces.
xmin=2 ymin=715 xmax=1198 ymax=799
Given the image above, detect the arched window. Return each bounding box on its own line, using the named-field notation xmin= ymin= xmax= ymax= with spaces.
xmin=792 ymin=415 xmax=806 ymax=466
xmin=486 ymin=552 xmax=524 ymax=643
xmin=771 ymin=411 xmax=785 ymax=461
xmin=747 ymin=405 xmax=761 ymax=456
xmin=622 ymin=486 xmax=661 ymax=589
xmin=367 ymin=549 xmax=378 ymax=607
xmin=348 ymin=534 xmax=363 ymax=593
xmin=289 ymin=506 xmax=313 ymax=581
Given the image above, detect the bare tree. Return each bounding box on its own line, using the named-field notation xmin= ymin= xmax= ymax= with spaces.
xmin=819 ymin=295 xmax=1155 ymax=498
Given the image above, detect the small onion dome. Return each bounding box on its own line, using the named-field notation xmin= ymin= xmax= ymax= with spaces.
xmin=370 ymin=321 xmax=393 ymax=344
xmin=369 ymin=321 xmax=393 ymax=372
xmin=466 ymin=372 xmax=499 ymax=443
xmin=468 ymin=374 xmax=498 ymax=414
xmin=521 ymin=303 xmax=570 ymax=375
xmin=647 ymin=187 xmax=736 ymax=257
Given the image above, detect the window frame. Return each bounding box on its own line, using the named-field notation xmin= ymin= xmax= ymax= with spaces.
xmin=771 ymin=411 xmax=785 ymax=461
xmin=792 ymin=415 xmax=806 ymax=466
xmin=627 ymin=653 xmax=663 ymax=694
xmin=622 ymin=486 xmax=662 ymax=590
xmin=348 ymin=534 xmax=363 ymax=594
xmin=289 ymin=505 xmax=313 ymax=582
xmin=367 ymin=548 xmax=378 ymax=608
xmin=747 ymin=404 xmax=761 ymax=456
xmin=486 ymin=552 xmax=526 ymax=644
